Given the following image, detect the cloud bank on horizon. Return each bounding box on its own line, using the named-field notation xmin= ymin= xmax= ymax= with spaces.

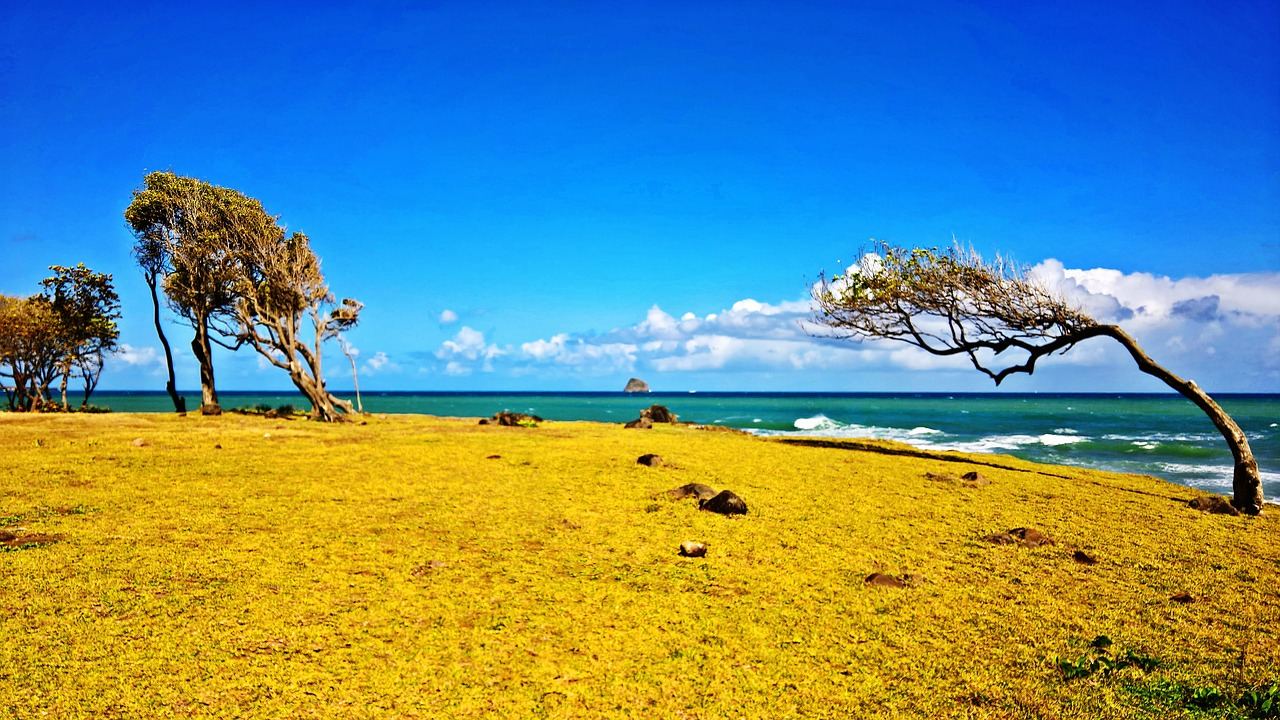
xmin=106 ymin=258 xmax=1280 ymax=393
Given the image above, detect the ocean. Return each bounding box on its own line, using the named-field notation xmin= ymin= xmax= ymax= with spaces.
xmin=86 ymin=391 xmax=1279 ymax=502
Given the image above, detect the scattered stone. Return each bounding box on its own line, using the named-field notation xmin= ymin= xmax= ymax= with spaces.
xmin=636 ymin=453 xmax=664 ymax=467
xmin=624 ymin=377 xmax=650 ymax=393
xmin=679 ymin=541 xmax=707 ymax=558
xmin=0 ymin=532 xmax=62 ymax=550
xmin=624 ymin=416 xmax=653 ymax=430
xmin=486 ymin=454 xmax=502 ymax=460
xmin=264 ymin=409 xmax=279 ymax=419
xmin=666 ymin=483 xmax=718 ymax=501
xmin=478 ymin=418 xmax=490 ymax=425
xmin=1170 ymin=591 xmax=1195 ymax=604
xmin=410 ymin=560 xmax=448 ymax=577
xmin=214 ymin=444 xmax=223 ymax=450
xmin=699 ymin=490 xmax=748 ymax=516
xmin=131 ymin=438 xmax=147 ymax=447
xmin=985 ymin=527 xmax=1054 ymax=548
xmin=263 ymin=433 xmax=272 ymax=439
xmin=359 ymin=420 xmax=368 ymax=426
xmin=1188 ymin=495 xmax=1240 ymax=516
xmin=925 ymin=470 xmax=988 ymax=487
xmin=864 ymin=572 xmax=907 ymax=588
xmin=1073 ymin=550 xmax=1098 ymax=565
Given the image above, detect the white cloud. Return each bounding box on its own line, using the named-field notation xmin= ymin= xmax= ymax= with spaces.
xmin=435 ymin=326 xmax=506 ymax=373
xmin=115 ymin=344 xmax=159 ymax=367
xmin=362 ymin=350 xmax=401 ymax=375
xmin=407 ymin=262 xmax=1280 ymax=388
xmin=439 ymin=309 xmax=459 ymax=324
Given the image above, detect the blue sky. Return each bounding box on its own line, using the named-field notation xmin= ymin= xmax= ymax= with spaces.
xmin=2 ymin=0 xmax=1278 ymax=392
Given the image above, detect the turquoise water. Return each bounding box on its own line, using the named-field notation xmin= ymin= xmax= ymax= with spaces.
xmin=88 ymin=391 xmax=1279 ymax=502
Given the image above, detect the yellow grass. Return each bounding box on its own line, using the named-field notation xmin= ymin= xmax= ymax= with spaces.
xmin=1 ymin=413 xmax=1277 ymax=719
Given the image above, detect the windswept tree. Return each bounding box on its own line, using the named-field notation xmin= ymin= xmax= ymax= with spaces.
xmin=125 ymin=172 xmax=246 ymax=415
xmin=219 ymin=202 xmax=362 ymax=421
xmin=39 ymin=264 xmax=120 ymax=408
xmin=813 ymin=243 xmax=1264 ymax=514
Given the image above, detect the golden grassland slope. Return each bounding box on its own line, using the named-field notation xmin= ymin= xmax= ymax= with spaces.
xmin=1 ymin=413 xmax=1277 ymax=719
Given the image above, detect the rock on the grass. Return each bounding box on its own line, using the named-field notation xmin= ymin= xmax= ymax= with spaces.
xmin=1187 ymin=495 xmax=1240 ymax=516
xmin=985 ymin=527 xmax=1054 ymax=547
xmin=699 ymin=489 xmax=748 ymax=515
xmin=666 ymin=483 xmax=717 ymax=501
xmin=864 ymin=572 xmax=907 ymax=588
xmin=625 ymin=416 xmax=653 ymax=429
xmin=679 ymin=541 xmax=707 ymax=558
xmin=131 ymin=438 xmax=147 ymax=447
xmin=1072 ymin=550 xmax=1098 ymax=565
xmin=636 ymin=453 xmax=664 ymax=467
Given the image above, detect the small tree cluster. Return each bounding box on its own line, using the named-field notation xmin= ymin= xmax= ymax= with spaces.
xmin=0 ymin=264 xmax=120 ymax=411
xmin=125 ymin=172 xmax=362 ymax=421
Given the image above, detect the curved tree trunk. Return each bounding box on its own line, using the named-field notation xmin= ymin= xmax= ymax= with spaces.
xmin=147 ymin=272 xmax=187 ymax=415
xmin=191 ymin=315 xmax=221 ymax=415
xmin=286 ymin=362 xmax=351 ymax=422
xmin=1100 ymin=325 xmax=1263 ymax=514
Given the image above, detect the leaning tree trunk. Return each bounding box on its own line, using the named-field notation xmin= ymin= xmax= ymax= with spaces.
xmin=191 ymin=315 xmax=221 ymax=415
xmin=1101 ymin=325 xmax=1263 ymax=514
xmin=146 ymin=272 xmax=187 ymax=414
xmin=287 ymin=363 xmax=352 ymax=422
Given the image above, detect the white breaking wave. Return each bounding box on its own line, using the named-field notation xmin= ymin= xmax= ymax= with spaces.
xmin=775 ymin=417 xmax=1085 ymax=452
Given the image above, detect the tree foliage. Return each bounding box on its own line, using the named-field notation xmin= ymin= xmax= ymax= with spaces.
xmin=813 ymin=241 xmax=1264 ymax=514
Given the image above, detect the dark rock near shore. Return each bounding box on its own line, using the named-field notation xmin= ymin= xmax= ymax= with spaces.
xmin=645 ymin=405 xmax=677 ymax=423
xmin=481 ymin=411 xmax=543 ymax=427
xmin=666 ymin=483 xmax=718 ymax=501
xmin=699 ymin=489 xmax=748 ymax=515
xmin=961 ymin=471 xmax=989 ymax=485
xmin=1188 ymin=495 xmax=1240 ymax=516
xmin=624 ymin=377 xmax=650 ymax=393
xmin=636 ymin=453 xmax=664 ymax=467
xmin=625 ymin=404 xmax=677 ymax=428
xmin=1170 ymin=591 xmax=1195 ymax=604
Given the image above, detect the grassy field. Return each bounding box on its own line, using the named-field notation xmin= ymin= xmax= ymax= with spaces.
xmin=1 ymin=412 xmax=1277 ymax=719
